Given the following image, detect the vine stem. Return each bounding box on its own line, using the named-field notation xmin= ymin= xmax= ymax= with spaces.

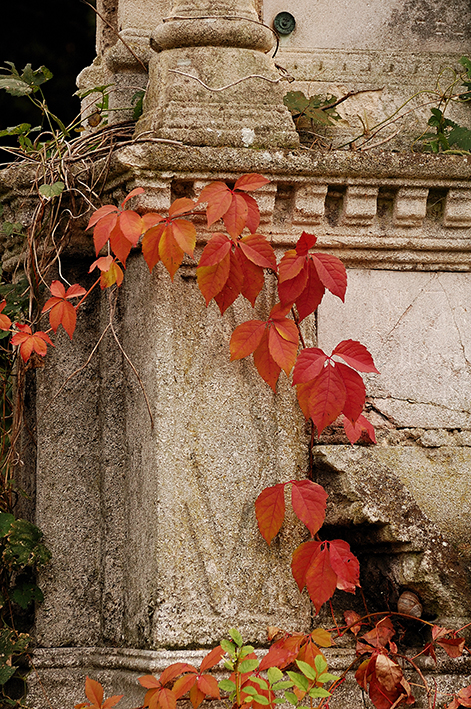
xmin=396 ymin=653 xmax=433 ymax=709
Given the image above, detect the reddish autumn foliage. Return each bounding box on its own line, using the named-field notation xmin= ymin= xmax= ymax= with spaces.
xmin=42 ymin=280 xmax=87 ymax=339
xmin=11 ymin=324 xmax=54 ymax=362
xmin=75 ymin=677 xmax=123 ymax=709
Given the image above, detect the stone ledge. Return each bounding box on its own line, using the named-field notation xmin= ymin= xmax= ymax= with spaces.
xmin=28 ymin=646 xmax=471 ymax=709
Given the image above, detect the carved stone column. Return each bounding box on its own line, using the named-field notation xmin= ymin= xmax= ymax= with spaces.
xmin=135 ymin=0 xmax=299 ymax=147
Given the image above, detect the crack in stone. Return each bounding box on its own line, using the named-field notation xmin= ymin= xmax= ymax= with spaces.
xmin=373 ymin=394 xmax=471 ymax=416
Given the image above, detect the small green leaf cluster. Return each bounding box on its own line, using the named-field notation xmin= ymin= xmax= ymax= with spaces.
xmin=0 ymin=62 xmax=52 ymax=98
xmin=284 ymin=91 xmax=341 ymax=127
xmin=218 ymin=629 xmax=338 ymax=708
xmin=419 ymin=57 xmax=471 ymax=153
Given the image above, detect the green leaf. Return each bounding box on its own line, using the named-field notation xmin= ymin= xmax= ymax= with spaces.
xmin=39 ymin=181 xmax=65 ymax=199
xmin=239 ymin=659 xmax=259 ymax=673
xmin=11 ymin=581 xmax=44 ymax=609
xmin=224 ymin=661 xmax=234 ymax=671
xmin=242 ymin=686 xmax=258 ymax=696
xmin=252 ymin=695 xmax=269 ymax=705
xmin=221 ymin=639 xmax=236 ymax=656
xmin=229 ymin=628 xmax=244 ymax=647
xmin=308 ymin=687 xmax=331 ymax=698
xmin=284 ymin=691 xmax=298 ymax=705
xmin=273 ymin=699 xmax=285 ymax=704
xmin=239 ymin=645 xmax=255 ymax=659
xmin=0 ymin=664 xmax=16 ymax=686
xmin=267 ymin=668 xmax=283 ymax=684
xmin=132 ymin=90 xmax=145 ymax=120
xmin=0 ymin=123 xmax=32 ymax=137
xmin=295 ymin=660 xmax=317 ymax=681
xmin=0 ymin=513 xmax=14 ymax=537
xmin=249 ymin=677 xmax=268 ymax=690
xmin=286 ymin=672 xmax=309 ymax=692
xmin=314 ymin=655 xmax=327 ymax=675
xmin=271 ymin=681 xmax=293 ymax=691
xmin=0 ymin=628 xmax=30 ymax=659
xmin=318 ymin=672 xmax=339 ymax=683
xmin=303 ymin=105 xmax=335 ymax=125
xmin=219 ymin=679 xmax=236 ymax=693
xmin=448 ymin=126 xmax=471 ymax=151
xmin=3 ymin=518 xmax=51 ymax=568
xmin=284 ymin=91 xmax=310 ymax=115
xmin=0 ymin=77 xmax=32 ymax=97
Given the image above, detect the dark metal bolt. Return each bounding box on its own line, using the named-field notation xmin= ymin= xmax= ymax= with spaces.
xmin=274 ymin=12 xmax=296 ymax=36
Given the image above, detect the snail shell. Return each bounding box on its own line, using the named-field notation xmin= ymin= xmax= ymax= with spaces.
xmin=397 ymin=590 xmax=423 ymax=618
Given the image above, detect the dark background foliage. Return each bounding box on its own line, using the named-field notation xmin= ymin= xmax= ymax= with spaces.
xmin=0 ymin=0 xmax=96 ymax=131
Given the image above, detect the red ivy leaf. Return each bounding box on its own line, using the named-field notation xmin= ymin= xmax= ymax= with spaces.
xmin=290 ymin=480 xmax=327 ymax=536
xmin=333 ymin=340 xmax=379 ymax=373
xmin=253 ymin=329 xmax=282 ymax=391
xmin=255 ymin=483 xmax=286 ymax=545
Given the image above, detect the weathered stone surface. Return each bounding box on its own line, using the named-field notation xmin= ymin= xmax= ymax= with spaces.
xmin=312 ymin=445 xmax=471 ymax=619
xmin=318 ymin=269 xmax=471 ymax=429
xmin=264 ymin=0 xmax=471 ymax=52
xmin=33 ymin=255 xmax=311 ymax=650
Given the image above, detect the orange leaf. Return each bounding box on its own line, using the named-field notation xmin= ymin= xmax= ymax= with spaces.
xmin=290 ymin=480 xmax=327 ymax=536
xmin=332 ymin=339 xmax=379 ymax=373
xmin=238 ymin=251 xmax=265 ymax=307
xmin=169 ymin=197 xmax=196 ymax=217
xmin=223 ymin=193 xmax=248 ymax=238
xmin=337 ymin=362 xmax=365 ymax=424
xmin=142 ymin=223 xmax=165 ymax=272
xmin=118 ymin=210 xmax=145 ymax=246
xmin=138 ymin=675 xmax=161 ymax=689
xmin=93 ymin=212 xmax=118 ymax=255
xmin=159 ymin=226 xmax=184 ymax=281
xmin=253 ymin=329 xmax=281 ymax=391
xmin=230 ymin=320 xmax=266 ymax=361
xmin=305 ymin=543 xmax=338 ymax=613
xmin=268 ymin=323 xmax=298 ymax=375
xmin=239 ymin=193 xmax=260 ymax=233
xmin=293 ymin=348 xmax=328 ymax=385
xmin=295 ymin=260 xmax=325 ymax=321
xmin=109 ymin=222 xmax=132 ymax=265
xmin=198 ymin=182 xmax=232 ymax=226
xmin=142 ymin=212 xmax=164 ymax=230
xmin=239 ymin=234 xmax=277 ymax=270
xmin=343 ymin=414 xmax=376 ymax=445
xmin=11 ymin=326 xmax=54 ymax=363
xmin=291 ymin=540 xmax=322 ymax=593
xmin=233 ymin=173 xmax=270 ymax=192
xmin=308 ymin=363 xmax=346 ymax=435
xmin=296 ymin=232 xmax=317 ymax=256
xmin=87 ymin=204 xmax=119 ymax=230
xmin=121 ymin=186 xmax=145 ymax=207
xmin=328 ymin=539 xmax=360 ymax=593
xmin=158 ymin=688 xmax=177 ymax=709
xmin=47 ymin=299 xmax=77 ymax=339
xmin=173 ymin=674 xmax=197 ymax=699
xmin=278 ymin=250 xmax=306 ymax=283
xmin=85 ymin=677 xmax=103 ymax=707
xmin=102 ymin=696 xmax=124 ymax=709
xmin=160 ymin=663 xmax=196 ymax=686
xmin=170 ymin=219 xmax=196 ymax=258
xmin=189 ymin=684 xmax=205 ymax=709
xmin=255 ymin=483 xmax=286 ymax=544
xmin=197 ymin=674 xmax=219 ymax=699
xmin=214 ymin=249 xmax=244 ymax=315
xmin=200 ymin=645 xmax=225 ymax=672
